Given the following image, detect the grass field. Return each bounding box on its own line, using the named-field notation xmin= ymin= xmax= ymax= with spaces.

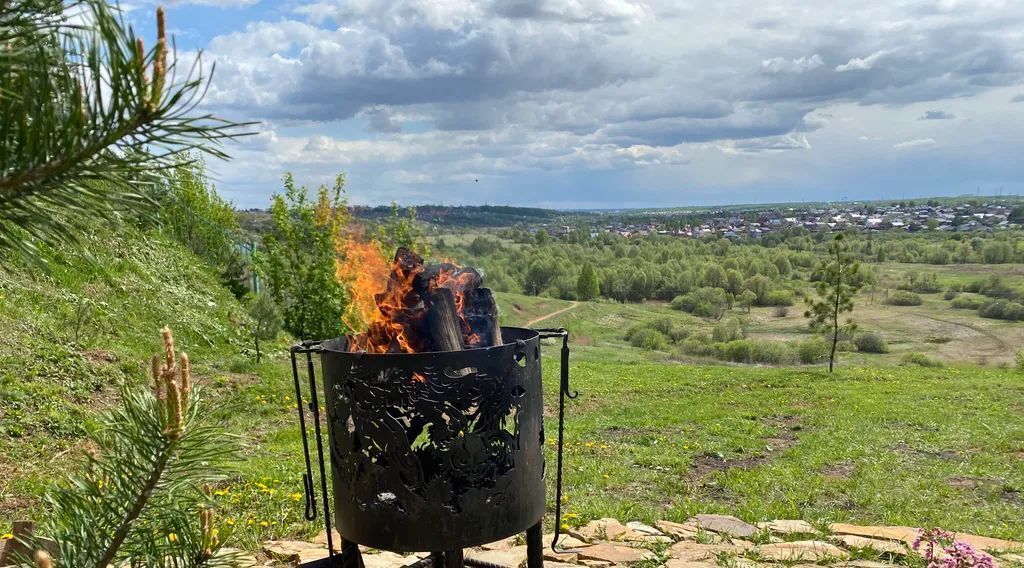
xmin=3 ymin=249 xmax=1024 ymax=549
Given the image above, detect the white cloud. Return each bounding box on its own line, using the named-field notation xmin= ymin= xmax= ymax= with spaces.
xmin=893 ymin=137 xmax=936 ymax=149
xmin=761 ymin=54 xmax=824 ymax=74
xmin=835 ymin=49 xmax=896 ymax=72
xmin=184 ymin=0 xmax=1024 ymax=206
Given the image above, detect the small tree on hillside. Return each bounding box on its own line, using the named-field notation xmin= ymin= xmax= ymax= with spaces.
xmin=257 ymin=173 xmax=349 ymax=340
xmin=373 ymin=202 xmax=430 ymax=257
xmin=576 ymin=263 xmax=600 ymax=301
xmin=737 ymin=289 xmax=757 ymax=313
xmin=246 ymin=291 xmax=282 ymax=363
xmin=805 ymin=234 xmax=861 ymax=372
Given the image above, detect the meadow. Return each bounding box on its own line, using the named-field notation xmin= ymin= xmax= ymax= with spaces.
xmin=2 ymin=228 xmax=1023 ymax=553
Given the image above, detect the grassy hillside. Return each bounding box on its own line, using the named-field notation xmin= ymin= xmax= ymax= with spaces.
xmin=4 ymin=248 xmax=1024 ymax=548
xmin=0 ymin=226 xmax=291 ymax=528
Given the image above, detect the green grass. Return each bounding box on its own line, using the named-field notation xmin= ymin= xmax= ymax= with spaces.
xmin=4 ymin=244 xmax=1024 ymax=549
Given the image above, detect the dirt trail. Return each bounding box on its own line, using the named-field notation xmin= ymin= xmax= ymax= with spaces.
xmin=911 ymin=313 xmax=1010 ymax=352
xmin=525 ymin=301 xmax=579 ymax=327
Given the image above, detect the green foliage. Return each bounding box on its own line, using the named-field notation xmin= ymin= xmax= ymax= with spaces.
xmin=157 ymin=159 xmax=246 ymax=297
xmin=711 ymin=318 xmax=743 ymax=342
xmin=626 ymin=327 xmax=667 ymax=350
xmin=1016 ymin=350 xmax=1024 ymax=373
xmin=886 ymin=290 xmax=924 ymax=306
xmin=245 ymin=291 xmax=282 ymax=363
xmin=763 ymin=289 xmax=795 ymax=306
xmin=977 ymin=299 xmax=1024 ymax=321
xmin=33 ymin=330 xmax=237 ymax=568
xmin=0 ymin=1 xmax=248 ymax=266
xmin=798 ymin=337 xmax=830 ymax=364
xmin=805 ymin=234 xmax=861 ymax=372
xmin=257 ymin=174 xmax=349 ymax=340
xmin=671 ymin=287 xmax=729 ymax=319
xmin=855 ymin=332 xmax=889 ymax=354
xmin=534 ymin=229 xmax=549 ymax=245
xmin=902 ymin=352 xmax=943 ymax=368
xmin=737 ymin=289 xmax=757 ymax=312
xmin=523 ymin=256 xmax=563 ymax=296
xmin=951 ymin=294 xmax=984 ymax=309
xmin=373 ymin=202 xmax=429 ymax=258
xmin=898 ymin=271 xmax=941 ymax=293
xmin=576 ymin=263 xmax=600 ymax=301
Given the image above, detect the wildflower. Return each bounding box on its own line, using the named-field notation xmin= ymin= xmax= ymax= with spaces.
xmin=290 ymin=492 xmax=303 ymax=502
xmin=260 ymin=521 xmax=269 ymax=527
xmin=168 ymin=533 xmax=179 ymax=543
xmin=226 ymin=518 xmax=236 ymax=526
xmin=0 ymin=533 xmax=13 ymax=540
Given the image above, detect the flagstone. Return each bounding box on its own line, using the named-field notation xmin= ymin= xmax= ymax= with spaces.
xmin=656 ymin=520 xmax=701 ymax=540
xmin=690 ymin=514 xmax=758 ymax=539
xmin=834 ymin=534 xmax=908 ymax=556
xmin=757 ymin=520 xmax=820 ymax=535
xmin=626 ymin=522 xmax=664 ymax=536
xmin=756 ymin=540 xmax=848 ymax=562
xmin=669 ymin=541 xmax=749 ymax=562
xmin=577 ymin=543 xmax=655 ymax=564
xmin=468 ymin=545 xmax=530 ymax=568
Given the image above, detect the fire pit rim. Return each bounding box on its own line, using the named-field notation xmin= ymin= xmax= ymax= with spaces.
xmin=319 ymin=326 xmax=540 ymax=357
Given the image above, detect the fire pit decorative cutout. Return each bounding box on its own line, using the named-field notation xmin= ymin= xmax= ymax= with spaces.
xmin=289 ymin=248 xmax=576 ymax=568
xmin=319 ymin=327 xmax=544 ymax=551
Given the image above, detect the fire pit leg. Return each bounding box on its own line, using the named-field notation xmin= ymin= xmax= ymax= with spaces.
xmin=443 ymin=549 xmax=464 ymax=568
xmin=526 ymin=522 xmax=543 ymax=568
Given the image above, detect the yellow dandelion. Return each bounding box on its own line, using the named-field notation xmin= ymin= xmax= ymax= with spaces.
xmin=226 ymin=518 xmax=236 ymax=526
xmin=290 ymin=492 xmax=303 ymax=502
xmin=168 ymin=533 xmax=178 ymax=543
xmin=260 ymin=521 xmax=269 ymax=527
xmin=1 ymin=533 xmax=13 ymax=540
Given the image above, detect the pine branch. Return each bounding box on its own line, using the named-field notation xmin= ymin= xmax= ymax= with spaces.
xmin=0 ymin=0 xmax=254 ymax=266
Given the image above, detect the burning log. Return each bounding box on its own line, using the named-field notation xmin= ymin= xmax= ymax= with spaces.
xmin=425 ymin=287 xmax=465 ymax=352
xmin=346 ymin=247 xmax=503 ymax=354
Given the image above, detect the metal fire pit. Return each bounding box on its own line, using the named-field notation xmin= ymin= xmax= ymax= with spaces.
xmin=290 ymin=327 xmax=576 ymax=568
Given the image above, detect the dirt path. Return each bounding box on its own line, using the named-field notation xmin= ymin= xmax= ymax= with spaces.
xmin=526 ymin=301 xmax=579 ymax=327
xmin=911 ymin=312 xmax=1010 ymax=353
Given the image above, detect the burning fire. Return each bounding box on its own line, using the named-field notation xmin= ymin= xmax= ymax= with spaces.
xmin=336 ymin=238 xmax=494 ymax=354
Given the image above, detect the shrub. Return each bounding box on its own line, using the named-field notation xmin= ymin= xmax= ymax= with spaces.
xmin=763 ymin=289 xmax=795 ymax=306
xmin=648 ymin=316 xmax=676 ymax=337
xmin=772 ymin=305 xmax=789 ymax=318
xmin=751 ymin=341 xmax=795 ymax=364
xmin=712 ymin=318 xmax=743 ymax=342
xmin=978 ymin=299 xmax=1024 ymax=321
xmin=798 ymin=337 xmax=829 ymax=364
xmin=671 ymin=287 xmax=729 ymax=319
xmin=628 ymin=327 xmax=667 ymax=350
xmin=898 ymin=272 xmax=941 ymax=294
xmin=722 ymin=339 xmax=754 ymax=363
xmin=667 ymin=326 xmax=692 ymax=343
xmin=902 ymin=352 xmax=943 ymax=367
xmin=679 ymin=334 xmax=718 ymax=357
xmin=885 ymin=290 xmax=923 ymax=306
xmin=951 ymin=295 xmax=983 ymax=309
xmin=1017 ymin=350 xmax=1024 ymax=373
xmin=855 ymin=332 xmax=889 ymax=354
xmin=943 ymin=289 xmax=959 ymax=301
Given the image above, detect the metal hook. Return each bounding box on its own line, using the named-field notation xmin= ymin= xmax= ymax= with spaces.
xmin=532 ymin=327 xmax=579 ymax=555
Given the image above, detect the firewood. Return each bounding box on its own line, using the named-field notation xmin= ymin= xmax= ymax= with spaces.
xmin=464 ymin=287 xmax=502 ymax=347
xmin=425 ymin=287 xmax=464 ymax=352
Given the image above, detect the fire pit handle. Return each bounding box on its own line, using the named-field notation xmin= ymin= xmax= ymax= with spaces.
xmin=534 ymin=328 xmax=579 ymax=555
xmin=290 ymin=341 xmax=338 ymax=557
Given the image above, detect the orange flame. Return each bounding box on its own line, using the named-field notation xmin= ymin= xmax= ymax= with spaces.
xmin=336 ymin=236 xmax=390 ymax=332
xmin=336 ymin=237 xmax=488 ymax=354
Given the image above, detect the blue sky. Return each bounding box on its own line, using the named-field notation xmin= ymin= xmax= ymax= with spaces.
xmin=127 ymin=0 xmax=1024 ymax=209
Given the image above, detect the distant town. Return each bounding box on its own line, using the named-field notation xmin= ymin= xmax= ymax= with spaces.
xmin=563 ymin=199 xmax=1024 ymax=240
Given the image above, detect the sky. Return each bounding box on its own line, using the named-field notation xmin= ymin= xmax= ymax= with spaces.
xmin=127 ymin=0 xmax=1024 ymax=209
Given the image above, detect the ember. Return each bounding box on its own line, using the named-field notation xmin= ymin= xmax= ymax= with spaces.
xmin=345 ymin=247 xmax=502 ymax=353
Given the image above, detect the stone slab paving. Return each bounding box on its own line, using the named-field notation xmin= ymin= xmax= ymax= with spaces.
xmin=256 ymin=517 xmax=1024 ymax=568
